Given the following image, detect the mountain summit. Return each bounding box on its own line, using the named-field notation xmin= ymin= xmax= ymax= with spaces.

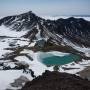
xmin=0 ymin=11 xmax=90 ymax=47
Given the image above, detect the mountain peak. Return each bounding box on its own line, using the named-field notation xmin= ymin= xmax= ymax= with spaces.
xmin=0 ymin=11 xmax=90 ymax=47
xmin=20 ymin=11 xmax=35 ymax=15
xmin=19 ymin=11 xmax=38 ymax=18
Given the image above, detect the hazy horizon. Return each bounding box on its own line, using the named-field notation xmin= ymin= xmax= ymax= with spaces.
xmin=0 ymin=0 xmax=90 ymax=17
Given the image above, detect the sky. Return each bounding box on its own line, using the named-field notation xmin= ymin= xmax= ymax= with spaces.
xmin=0 ymin=0 xmax=90 ymax=17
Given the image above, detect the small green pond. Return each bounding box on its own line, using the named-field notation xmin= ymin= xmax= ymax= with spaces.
xmin=40 ymin=53 xmax=80 ymax=66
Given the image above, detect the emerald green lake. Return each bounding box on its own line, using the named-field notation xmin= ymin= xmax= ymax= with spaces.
xmin=40 ymin=54 xmax=80 ymax=66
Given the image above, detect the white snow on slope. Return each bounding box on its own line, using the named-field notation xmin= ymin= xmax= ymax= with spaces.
xmin=0 ymin=70 xmax=33 ymax=90
xmin=15 ymin=56 xmax=32 ymax=64
xmin=0 ymin=25 xmax=27 ymax=37
xmin=0 ymin=39 xmax=12 ymax=58
xmin=28 ymin=42 xmax=36 ymax=47
xmin=16 ymin=39 xmax=29 ymax=46
xmin=60 ymin=59 xmax=90 ymax=74
xmin=60 ymin=62 xmax=85 ymax=74
xmin=0 ymin=37 xmax=29 ymax=58
xmin=63 ymin=38 xmax=90 ymax=57
xmin=35 ymin=24 xmax=42 ymax=40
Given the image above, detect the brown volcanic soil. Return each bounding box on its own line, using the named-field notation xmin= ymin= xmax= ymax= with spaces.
xmin=21 ymin=71 xmax=90 ymax=90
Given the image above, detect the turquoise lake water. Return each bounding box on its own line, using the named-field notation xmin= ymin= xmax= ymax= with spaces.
xmin=40 ymin=54 xmax=80 ymax=66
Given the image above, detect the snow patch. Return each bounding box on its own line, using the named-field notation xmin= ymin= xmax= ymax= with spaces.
xmin=0 ymin=70 xmax=33 ymax=90
xmin=0 ymin=25 xmax=27 ymax=37
xmin=63 ymin=38 xmax=90 ymax=57
xmin=15 ymin=56 xmax=32 ymax=64
xmin=28 ymin=42 xmax=36 ymax=47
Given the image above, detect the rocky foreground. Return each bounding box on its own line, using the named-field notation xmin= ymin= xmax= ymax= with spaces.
xmin=21 ymin=71 xmax=90 ymax=90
